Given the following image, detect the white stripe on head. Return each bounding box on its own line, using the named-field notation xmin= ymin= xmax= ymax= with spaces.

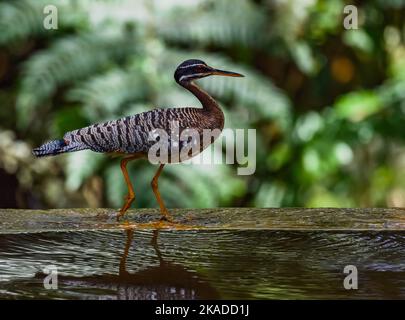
xmin=179 ymin=72 xmax=208 ymax=82
xmin=178 ymin=63 xmax=206 ymax=69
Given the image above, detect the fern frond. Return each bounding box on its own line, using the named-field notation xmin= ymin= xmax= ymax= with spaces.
xmin=202 ymin=67 xmax=292 ymax=129
xmin=0 ymin=0 xmax=86 ymax=46
xmin=158 ymin=0 xmax=269 ymax=48
xmin=65 ymin=151 xmax=106 ymax=192
xmin=16 ymin=31 xmax=137 ymax=127
xmin=163 ymin=163 xmax=244 ymax=208
xmin=67 ymin=68 xmax=149 ymax=118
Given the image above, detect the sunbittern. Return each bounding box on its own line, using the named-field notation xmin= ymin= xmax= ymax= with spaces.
xmin=33 ymin=59 xmax=244 ymax=221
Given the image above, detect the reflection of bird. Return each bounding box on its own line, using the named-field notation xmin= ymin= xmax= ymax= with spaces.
xmin=33 ymin=59 xmax=244 ymax=221
xmin=37 ymin=229 xmax=220 ymax=300
xmin=116 ymin=229 xmax=220 ymax=299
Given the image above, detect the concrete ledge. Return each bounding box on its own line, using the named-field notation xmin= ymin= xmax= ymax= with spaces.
xmin=1 ymin=208 xmax=404 ymax=233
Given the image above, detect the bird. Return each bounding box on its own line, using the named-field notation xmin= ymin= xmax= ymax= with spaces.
xmin=33 ymin=59 xmax=244 ymax=222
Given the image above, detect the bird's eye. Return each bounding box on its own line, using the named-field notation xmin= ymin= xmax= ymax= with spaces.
xmin=198 ymin=66 xmax=209 ymax=73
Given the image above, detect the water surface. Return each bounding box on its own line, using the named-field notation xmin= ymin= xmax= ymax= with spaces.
xmin=1 ymin=229 xmax=404 ymax=299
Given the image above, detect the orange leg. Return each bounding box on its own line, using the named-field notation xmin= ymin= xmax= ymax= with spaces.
xmin=117 ymin=155 xmax=140 ymax=221
xmin=151 ymin=164 xmax=173 ymax=222
xmin=119 ymin=228 xmax=134 ymax=275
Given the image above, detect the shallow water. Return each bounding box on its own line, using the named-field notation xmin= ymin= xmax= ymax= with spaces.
xmin=0 ymin=229 xmax=404 ymax=299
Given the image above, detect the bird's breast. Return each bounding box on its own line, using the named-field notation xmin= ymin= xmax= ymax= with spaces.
xmin=143 ymin=107 xmax=224 ymax=164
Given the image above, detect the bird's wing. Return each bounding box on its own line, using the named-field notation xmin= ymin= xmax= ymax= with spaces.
xmin=63 ymin=117 xmax=142 ymax=153
xmin=63 ymin=107 xmax=205 ymax=154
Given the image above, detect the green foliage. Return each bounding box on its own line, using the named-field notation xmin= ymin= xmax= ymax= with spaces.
xmin=17 ymin=31 xmax=137 ymax=127
xmin=0 ymin=0 xmax=86 ymax=45
xmin=158 ymin=0 xmax=269 ymax=48
xmin=0 ymin=0 xmax=404 ymax=210
xmin=335 ymin=91 xmax=382 ymax=122
xmin=67 ymin=68 xmax=150 ymax=118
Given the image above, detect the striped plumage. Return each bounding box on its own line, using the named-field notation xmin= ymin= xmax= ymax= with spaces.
xmin=34 ymin=106 xmax=222 ymax=158
xmin=33 ymin=59 xmax=243 ymax=221
xmin=32 ymin=139 xmax=85 ymax=157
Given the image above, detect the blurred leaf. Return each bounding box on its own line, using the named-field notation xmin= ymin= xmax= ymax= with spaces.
xmin=266 ymin=143 xmax=291 ymax=171
xmin=306 ymin=187 xmax=349 ymax=207
xmin=343 ymin=29 xmax=374 ymax=54
xmin=289 ymin=41 xmax=318 ymax=75
xmin=335 ymin=91 xmax=382 ymax=122
xmin=294 ymin=111 xmax=324 ymax=142
xmin=16 ymin=31 xmax=137 ymax=127
xmin=159 ymin=0 xmax=268 ymax=48
xmin=65 ymin=151 xmax=105 ymax=191
xmin=51 ymin=106 xmax=88 ymax=138
xmin=255 ymin=182 xmax=285 ymax=207
xmin=0 ymin=0 xmax=87 ymax=46
xmin=67 ymin=68 xmax=149 ymax=118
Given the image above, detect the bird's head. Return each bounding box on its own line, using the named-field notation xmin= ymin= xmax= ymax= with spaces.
xmin=174 ymin=59 xmax=244 ymax=84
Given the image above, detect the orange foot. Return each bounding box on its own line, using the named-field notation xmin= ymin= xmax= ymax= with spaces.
xmin=119 ymin=218 xmax=200 ymax=231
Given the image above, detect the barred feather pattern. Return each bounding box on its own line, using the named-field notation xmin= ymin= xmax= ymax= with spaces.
xmin=32 ymin=138 xmax=88 ymax=157
xmin=62 ymin=106 xmax=224 ymax=156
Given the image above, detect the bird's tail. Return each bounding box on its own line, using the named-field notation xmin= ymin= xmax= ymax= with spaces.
xmin=32 ymin=139 xmax=87 ymax=157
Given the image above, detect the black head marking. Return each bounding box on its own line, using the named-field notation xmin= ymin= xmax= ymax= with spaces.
xmin=174 ymin=59 xmax=244 ymax=84
xmin=174 ymin=59 xmax=212 ymax=83
xmin=177 ymin=59 xmax=207 ymax=68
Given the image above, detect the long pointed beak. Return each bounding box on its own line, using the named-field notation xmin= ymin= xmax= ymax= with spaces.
xmin=211 ymin=68 xmax=244 ymax=77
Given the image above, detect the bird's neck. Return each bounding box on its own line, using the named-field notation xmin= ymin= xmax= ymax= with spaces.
xmin=182 ymin=81 xmax=222 ymax=115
